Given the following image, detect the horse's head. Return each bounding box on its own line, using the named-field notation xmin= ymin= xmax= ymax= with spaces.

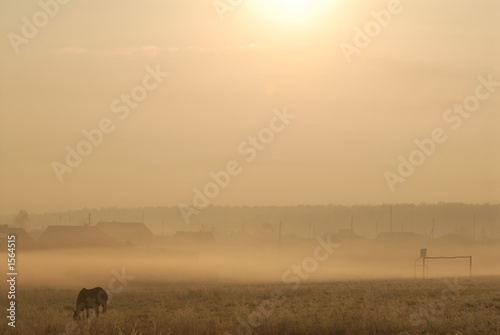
xmin=72 ymin=309 xmax=80 ymax=321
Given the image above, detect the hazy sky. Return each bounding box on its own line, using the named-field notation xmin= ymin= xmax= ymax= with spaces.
xmin=0 ymin=0 xmax=499 ymax=215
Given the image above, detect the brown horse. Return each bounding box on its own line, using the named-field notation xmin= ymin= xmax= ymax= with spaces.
xmin=73 ymin=287 xmax=108 ymax=320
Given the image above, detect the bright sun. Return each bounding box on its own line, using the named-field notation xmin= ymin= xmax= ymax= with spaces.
xmin=278 ymin=0 xmax=311 ymax=15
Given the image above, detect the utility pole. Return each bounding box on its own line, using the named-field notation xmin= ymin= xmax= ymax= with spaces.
xmin=473 ymin=214 xmax=476 ymax=241
xmin=350 ymin=215 xmax=354 ymax=239
xmin=278 ymin=221 xmax=282 ymax=250
xmin=430 ymin=217 xmax=435 ymax=239
xmin=389 ymin=205 xmax=393 ymax=233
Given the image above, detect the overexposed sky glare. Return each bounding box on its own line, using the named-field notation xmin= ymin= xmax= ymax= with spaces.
xmin=0 ymin=0 xmax=499 ymax=214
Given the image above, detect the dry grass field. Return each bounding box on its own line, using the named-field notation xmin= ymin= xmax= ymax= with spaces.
xmin=1 ymin=277 xmax=499 ymax=335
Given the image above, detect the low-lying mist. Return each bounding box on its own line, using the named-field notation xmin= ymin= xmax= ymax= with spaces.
xmin=11 ymin=240 xmax=500 ymax=289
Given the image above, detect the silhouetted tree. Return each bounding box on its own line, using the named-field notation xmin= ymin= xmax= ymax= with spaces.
xmin=13 ymin=210 xmax=29 ymax=230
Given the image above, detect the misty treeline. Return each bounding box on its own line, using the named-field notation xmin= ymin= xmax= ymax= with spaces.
xmin=6 ymin=203 xmax=499 ymax=240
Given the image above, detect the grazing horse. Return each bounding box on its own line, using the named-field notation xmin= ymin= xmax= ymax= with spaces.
xmin=73 ymin=287 xmax=108 ymax=320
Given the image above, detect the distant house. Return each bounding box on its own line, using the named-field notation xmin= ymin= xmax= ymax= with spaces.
xmin=149 ymin=235 xmax=170 ymax=246
xmin=171 ymin=231 xmax=216 ymax=246
xmin=0 ymin=225 xmax=37 ymax=249
xmin=253 ymin=222 xmax=277 ymax=239
xmin=28 ymin=229 xmax=44 ymax=242
xmin=38 ymin=226 xmax=116 ymax=248
xmin=96 ymin=221 xmax=154 ymax=246
xmin=321 ymin=229 xmax=365 ymax=244
xmin=217 ymin=231 xmax=261 ymax=246
xmin=375 ymin=232 xmax=429 ymax=248
xmin=336 ymin=229 xmax=365 ymax=241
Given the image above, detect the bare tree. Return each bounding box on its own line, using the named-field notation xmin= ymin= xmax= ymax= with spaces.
xmin=13 ymin=209 xmax=29 ymax=230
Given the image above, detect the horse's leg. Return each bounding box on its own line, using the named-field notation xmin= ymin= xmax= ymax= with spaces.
xmin=85 ymin=308 xmax=89 ymax=319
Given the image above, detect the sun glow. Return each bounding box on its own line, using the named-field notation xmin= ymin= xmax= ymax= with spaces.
xmin=253 ymin=0 xmax=332 ymax=24
xmin=277 ymin=0 xmax=312 ymax=16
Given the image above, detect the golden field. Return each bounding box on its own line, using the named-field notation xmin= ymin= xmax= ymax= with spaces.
xmin=1 ymin=276 xmax=499 ymax=335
